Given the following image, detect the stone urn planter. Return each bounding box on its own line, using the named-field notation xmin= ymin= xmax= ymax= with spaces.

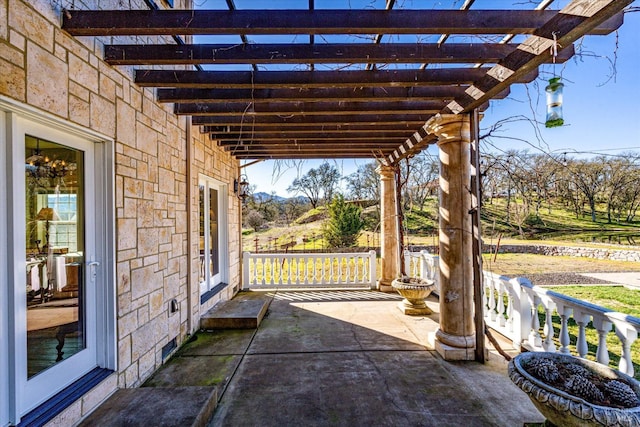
xmin=391 ymin=277 xmax=436 ymax=315
xmin=508 ymin=352 xmax=640 ymax=427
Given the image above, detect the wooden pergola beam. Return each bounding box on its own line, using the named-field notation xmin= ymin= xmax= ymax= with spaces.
xmin=176 ymin=100 xmax=450 ymax=116
xmin=135 ymin=68 xmax=538 ymax=88
xmin=201 ymin=124 xmax=421 ymax=134
xmin=212 ymin=132 xmax=413 ymax=141
xmin=233 ymin=153 xmax=385 ymax=159
xmin=159 ymin=86 xmax=489 ymax=103
xmin=62 ymin=9 xmax=623 ymax=36
xmin=218 ymin=138 xmax=402 ymax=151
xmin=192 ymin=114 xmax=434 ymax=126
xmin=105 ymin=43 xmax=574 ymax=65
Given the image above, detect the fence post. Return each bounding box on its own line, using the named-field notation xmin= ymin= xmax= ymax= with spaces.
xmin=242 ymin=251 xmax=251 ymax=290
xmin=369 ymin=250 xmax=377 ymax=289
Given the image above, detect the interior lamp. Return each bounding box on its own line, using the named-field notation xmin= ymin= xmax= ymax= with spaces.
xmin=36 ymin=207 xmax=60 ymax=251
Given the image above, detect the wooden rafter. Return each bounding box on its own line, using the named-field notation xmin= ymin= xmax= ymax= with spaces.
xmin=105 ymin=43 xmax=574 ymax=65
xmin=159 ymin=86 xmax=506 ymax=103
xmin=59 ymin=2 xmax=630 ymax=161
xmin=202 ymin=124 xmax=421 ymax=134
xmin=175 ymin=100 xmax=451 ymax=116
xmin=212 ymin=132 xmax=414 ymax=141
xmin=192 ymin=114 xmax=436 ymax=126
xmin=135 ymin=68 xmax=537 ymax=88
xmin=62 ymin=9 xmax=622 ymax=36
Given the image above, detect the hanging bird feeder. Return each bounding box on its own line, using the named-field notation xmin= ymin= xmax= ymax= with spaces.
xmin=545 ymin=77 xmax=564 ymax=128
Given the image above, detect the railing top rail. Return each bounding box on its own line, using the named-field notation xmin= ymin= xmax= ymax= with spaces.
xmin=244 ymin=251 xmax=375 ymax=258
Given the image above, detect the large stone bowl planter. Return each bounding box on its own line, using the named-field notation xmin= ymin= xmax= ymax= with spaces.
xmin=391 ymin=277 xmax=435 ymax=315
xmin=508 ymin=352 xmax=640 ymax=427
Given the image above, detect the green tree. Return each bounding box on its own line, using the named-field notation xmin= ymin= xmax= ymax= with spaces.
xmin=322 ymin=195 xmax=365 ymax=248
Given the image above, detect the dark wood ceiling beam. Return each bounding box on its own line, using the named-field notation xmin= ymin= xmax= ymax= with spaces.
xmin=234 ymin=153 xmax=384 ymax=159
xmin=218 ymin=138 xmax=402 ymax=151
xmin=201 ymin=124 xmax=421 ymax=133
xmin=136 ymin=68 xmax=538 ymax=88
xmin=105 ymin=43 xmax=573 ymax=65
xmin=218 ymin=138 xmax=407 ymax=146
xmin=226 ymin=146 xmax=398 ymax=153
xmin=193 ymin=114 xmax=434 ymax=126
xmin=62 ymin=9 xmax=623 ymax=36
xmin=159 ymin=86 xmax=488 ymax=103
xmin=176 ymin=100 xmax=449 ymax=116
xmin=212 ymin=132 xmax=412 ymax=141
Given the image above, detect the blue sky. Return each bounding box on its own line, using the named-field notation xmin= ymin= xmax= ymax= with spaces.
xmin=195 ymin=1 xmax=640 ymax=196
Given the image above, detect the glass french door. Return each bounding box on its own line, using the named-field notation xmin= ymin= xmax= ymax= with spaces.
xmin=13 ymin=118 xmax=99 ymax=416
xmin=198 ymin=176 xmax=228 ymax=295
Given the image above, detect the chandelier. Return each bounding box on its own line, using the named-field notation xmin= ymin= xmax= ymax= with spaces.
xmin=25 ymin=139 xmax=76 ymax=182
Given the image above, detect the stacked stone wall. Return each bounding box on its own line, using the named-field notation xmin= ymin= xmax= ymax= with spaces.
xmin=1 ymin=1 xmax=239 ymax=423
xmin=408 ymin=244 xmax=640 ymax=262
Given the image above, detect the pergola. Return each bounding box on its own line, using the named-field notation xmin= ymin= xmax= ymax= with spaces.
xmin=61 ymin=0 xmax=632 ymax=361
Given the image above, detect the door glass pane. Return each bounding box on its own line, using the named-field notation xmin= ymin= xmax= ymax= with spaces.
xmin=25 ymin=136 xmax=84 ymax=378
xmin=209 ymin=188 xmax=219 ymax=278
xmin=198 ymin=184 xmax=205 ymax=283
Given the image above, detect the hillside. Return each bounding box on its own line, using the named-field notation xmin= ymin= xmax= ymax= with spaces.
xmin=243 ymin=197 xmax=640 ymax=251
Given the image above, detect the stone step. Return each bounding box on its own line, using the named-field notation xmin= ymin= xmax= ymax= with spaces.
xmin=78 ymin=386 xmax=217 ymax=427
xmin=200 ymin=292 xmax=271 ymax=330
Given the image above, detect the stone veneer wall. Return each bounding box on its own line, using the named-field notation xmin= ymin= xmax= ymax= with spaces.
xmin=409 ymin=244 xmax=640 ymax=263
xmin=1 ymin=0 xmax=240 ymax=423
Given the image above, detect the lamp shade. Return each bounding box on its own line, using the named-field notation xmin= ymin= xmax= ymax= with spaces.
xmin=36 ymin=207 xmax=60 ymax=221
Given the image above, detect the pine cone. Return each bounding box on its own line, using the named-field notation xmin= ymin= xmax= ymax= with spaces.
xmin=603 ymin=380 xmax=639 ymax=408
xmin=564 ymin=363 xmax=591 ymax=379
xmin=565 ymin=375 xmax=605 ymax=404
xmin=527 ymin=358 xmax=560 ymax=384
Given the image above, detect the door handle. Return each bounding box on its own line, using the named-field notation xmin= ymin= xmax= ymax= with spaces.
xmin=87 ymin=260 xmax=100 ymax=283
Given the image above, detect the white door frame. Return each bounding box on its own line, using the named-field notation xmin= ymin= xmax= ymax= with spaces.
xmin=198 ymin=174 xmax=229 ymax=295
xmin=0 ymin=109 xmax=10 ymax=427
xmin=0 ymin=96 xmax=116 ymax=423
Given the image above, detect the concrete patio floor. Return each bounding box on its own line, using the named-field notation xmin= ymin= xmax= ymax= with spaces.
xmin=204 ymin=291 xmax=545 ymax=426
xmin=141 ymin=290 xmax=546 ymax=426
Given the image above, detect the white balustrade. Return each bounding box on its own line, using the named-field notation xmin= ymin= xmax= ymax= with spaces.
xmin=419 ymin=252 xmax=640 ymax=376
xmin=243 ymin=251 xmax=377 ymax=290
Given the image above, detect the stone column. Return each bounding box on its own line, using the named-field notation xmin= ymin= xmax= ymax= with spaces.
xmin=377 ymin=164 xmax=399 ymax=292
xmin=426 ymin=114 xmax=475 ymax=361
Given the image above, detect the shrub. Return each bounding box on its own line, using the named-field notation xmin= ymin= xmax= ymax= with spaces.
xmin=322 ymin=195 xmax=365 ymax=248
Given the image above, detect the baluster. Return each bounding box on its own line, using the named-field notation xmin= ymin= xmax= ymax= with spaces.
xmin=483 ymin=278 xmax=490 ymax=320
xmin=344 ymin=256 xmax=350 ymax=283
xmin=329 ymin=256 xmax=335 ymax=285
xmin=592 ymin=318 xmax=612 ymax=366
xmin=506 ymin=288 xmax=514 ymax=333
xmin=557 ymin=305 xmax=572 ymax=354
xmin=618 ymin=339 xmax=634 ymax=377
xmin=529 ymin=296 xmax=543 ymax=348
xmin=542 ymin=303 xmax=557 ymax=352
xmin=303 ymin=256 xmax=309 ymax=285
xmin=260 ymin=257 xmax=267 ymax=285
xmin=488 ymin=280 xmax=497 ymax=322
xmin=575 ymin=313 xmax=590 ymax=358
xmin=612 ymin=317 xmax=638 ymax=376
xmin=497 ymin=283 xmax=506 ymax=327
xmin=294 ymin=258 xmax=300 ymax=285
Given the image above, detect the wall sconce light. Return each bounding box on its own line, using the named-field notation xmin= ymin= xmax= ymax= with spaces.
xmin=234 ymin=174 xmax=250 ymax=203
